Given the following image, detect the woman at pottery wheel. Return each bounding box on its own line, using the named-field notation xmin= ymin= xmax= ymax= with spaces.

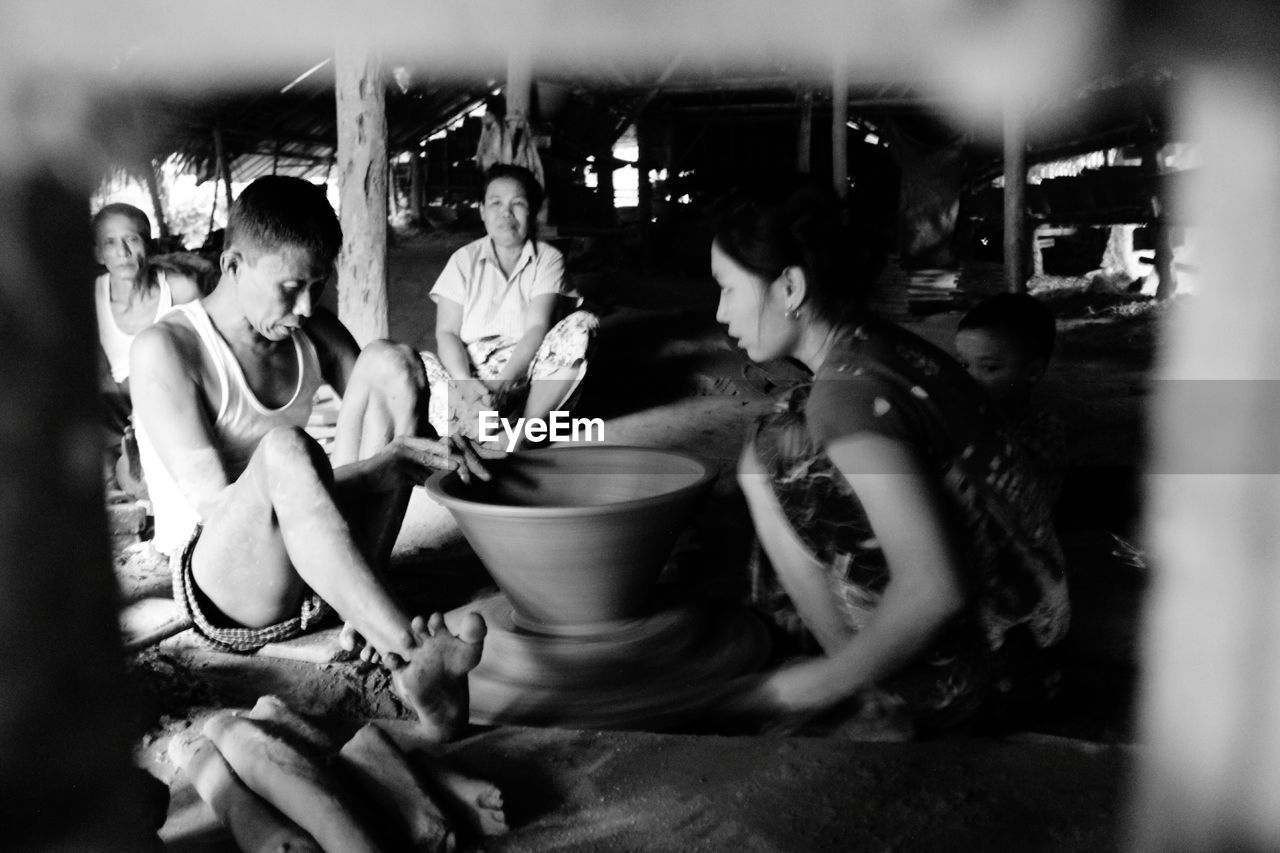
xmin=714 ymin=182 xmax=1069 ymax=738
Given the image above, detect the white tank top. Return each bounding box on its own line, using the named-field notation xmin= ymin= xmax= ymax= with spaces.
xmin=95 ymin=270 xmax=174 ymax=383
xmin=136 ymin=300 xmax=324 ymax=555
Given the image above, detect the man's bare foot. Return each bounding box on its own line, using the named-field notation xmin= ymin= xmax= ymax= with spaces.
xmin=339 ymin=621 xmax=384 ymax=665
xmin=389 ymin=612 xmax=486 ymax=743
xmin=419 ymin=760 xmax=508 ymax=836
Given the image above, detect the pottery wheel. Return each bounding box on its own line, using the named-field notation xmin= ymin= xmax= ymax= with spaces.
xmin=448 ymin=592 xmax=771 ymax=730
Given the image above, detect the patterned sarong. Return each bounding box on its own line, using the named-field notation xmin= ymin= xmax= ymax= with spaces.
xmin=420 ymin=310 xmax=598 ymax=440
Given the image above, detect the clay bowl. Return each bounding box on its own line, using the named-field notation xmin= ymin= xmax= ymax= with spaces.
xmin=425 ymin=445 xmax=716 ymax=628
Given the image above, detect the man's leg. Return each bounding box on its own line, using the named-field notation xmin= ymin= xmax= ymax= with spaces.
xmin=189 ymin=426 xmax=485 ymax=739
xmin=332 ymin=339 xmax=432 ymax=566
xmin=333 ymin=339 xmax=432 ymax=462
xmin=190 ymin=425 xmax=416 ymax=657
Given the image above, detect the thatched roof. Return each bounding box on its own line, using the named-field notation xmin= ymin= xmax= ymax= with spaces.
xmin=119 ymin=52 xmax=1174 ymax=191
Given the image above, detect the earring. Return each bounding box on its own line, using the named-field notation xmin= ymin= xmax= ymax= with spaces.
xmin=784 ymin=306 xmax=799 ymax=321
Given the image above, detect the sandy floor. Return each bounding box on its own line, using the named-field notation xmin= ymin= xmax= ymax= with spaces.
xmin=123 ymin=227 xmax=1158 ymax=850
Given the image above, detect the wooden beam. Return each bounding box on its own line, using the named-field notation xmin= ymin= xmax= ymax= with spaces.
xmin=1002 ymin=95 xmax=1028 ymax=292
xmin=335 ymin=40 xmax=389 ymax=346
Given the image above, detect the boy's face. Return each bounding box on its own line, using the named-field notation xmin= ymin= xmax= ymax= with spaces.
xmin=225 ymin=244 xmax=331 ymax=341
xmin=955 ymin=328 xmax=1044 ymax=404
xmin=94 ymin=213 xmax=149 ymax=278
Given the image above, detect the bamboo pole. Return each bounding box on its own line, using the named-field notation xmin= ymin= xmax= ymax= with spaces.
xmin=334 ymin=40 xmax=389 ymax=345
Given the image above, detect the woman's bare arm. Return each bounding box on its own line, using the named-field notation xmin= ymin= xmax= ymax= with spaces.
xmin=493 ymin=292 xmax=558 ymax=386
xmin=433 ymin=297 xmax=475 ymax=381
xmin=752 ymin=433 xmax=965 ymax=714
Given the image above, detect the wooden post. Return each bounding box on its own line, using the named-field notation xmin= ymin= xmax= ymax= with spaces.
xmin=143 ymin=158 xmax=170 ymax=239
xmin=506 ymin=45 xmax=547 ymax=226
xmin=388 ymin=159 xmax=398 ymax=216
xmin=214 ymin=118 xmax=233 ymax=215
xmin=637 ymin=117 xmax=653 ymax=231
xmin=1141 ymin=137 xmax=1179 ymax=300
xmin=410 ymin=150 xmax=425 ymax=222
xmin=334 ymin=40 xmax=389 ymax=346
xmin=595 ymin=136 xmax=616 ymax=223
xmin=1002 ymin=94 xmax=1028 ymax=293
xmin=1133 ymin=64 xmax=1280 ymax=853
xmin=506 ymin=45 xmax=533 ymax=123
xmin=831 ymin=57 xmax=849 ymax=199
xmin=797 ymin=90 xmax=814 ymax=174
xmin=0 ymin=80 xmax=154 ymax=849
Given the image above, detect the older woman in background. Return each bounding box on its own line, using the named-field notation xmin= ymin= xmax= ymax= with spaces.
xmin=92 ymin=203 xmax=202 ymax=491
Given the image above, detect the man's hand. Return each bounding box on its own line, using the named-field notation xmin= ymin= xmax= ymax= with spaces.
xmin=358 ymin=433 xmax=504 ymax=491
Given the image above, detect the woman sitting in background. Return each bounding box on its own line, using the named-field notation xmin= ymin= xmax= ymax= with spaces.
xmin=421 ymin=164 xmax=596 ymax=446
xmin=716 ymin=184 xmax=1069 ymax=738
xmin=93 ymin=203 xmax=202 ymax=491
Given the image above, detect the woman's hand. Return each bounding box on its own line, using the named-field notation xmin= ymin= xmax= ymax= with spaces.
xmin=456 ymin=378 xmax=494 ymax=409
xmin=712 ymin=663 xmax=843 ymax=737
xmin=484 ymin=377 xmax=523 ymax=413
xmin=726 ymin=658 xmax=838 ymax=717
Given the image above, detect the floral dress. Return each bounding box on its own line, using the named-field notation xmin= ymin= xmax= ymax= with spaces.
xmin=752 ymin=319 xmax=1070 ymax=735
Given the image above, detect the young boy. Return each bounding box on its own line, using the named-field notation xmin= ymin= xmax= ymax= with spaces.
xmin=130 ymin=176 xmax=491 ymax=741
xmin=955 ymin=292 xmax=1067 ymax=503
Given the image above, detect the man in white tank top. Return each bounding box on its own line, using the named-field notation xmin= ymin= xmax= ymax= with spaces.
xmin=130 ymin=176 xmax=497 ymax=743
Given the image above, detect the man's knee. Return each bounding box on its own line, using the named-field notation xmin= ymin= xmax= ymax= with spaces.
xmin=354 ymin=339 xmax=425 ymax=391
xmin=254 ymin=426 xmax=331 ymax=484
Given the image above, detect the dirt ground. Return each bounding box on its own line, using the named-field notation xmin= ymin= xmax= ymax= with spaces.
xmin=125 ymin=224 xmax=1160 ymax=850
